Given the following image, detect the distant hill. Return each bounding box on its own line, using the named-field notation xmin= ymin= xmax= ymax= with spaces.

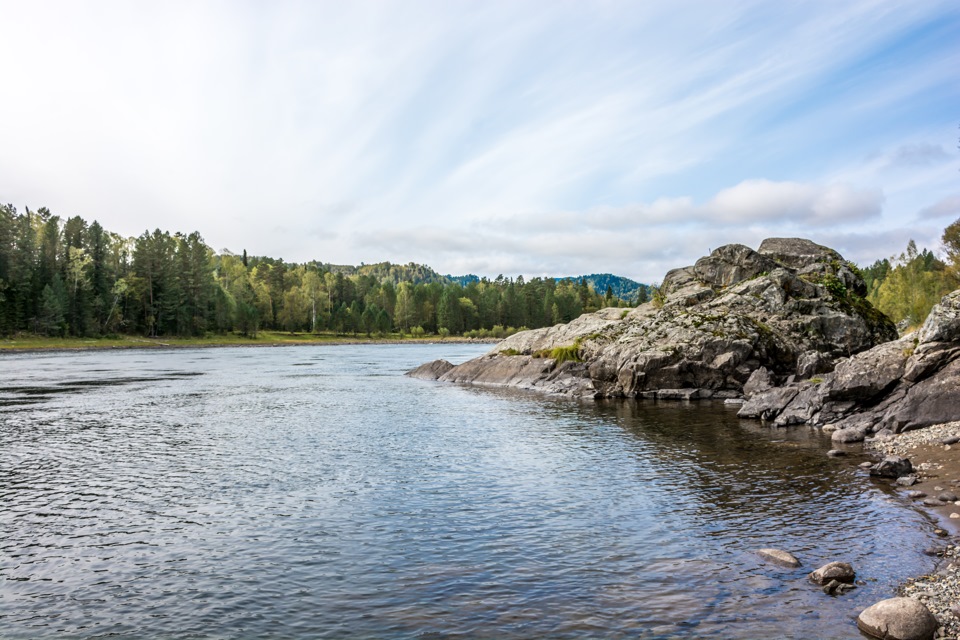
xmin=557 ymin=273 xmax=646 ymax=302
xmin=447 ymin=272 xmax=646 ymax=302
xmin=320 ymin=261 xmax=452 ymax=285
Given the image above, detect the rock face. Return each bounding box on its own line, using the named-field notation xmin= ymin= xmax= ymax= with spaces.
xmin=857 ymin=597 xmax=939 ymax=640
xmin=409 ymin=239 xmax=896 ymax=398
xmin=734 ymin=290 xmax=960 ymax=435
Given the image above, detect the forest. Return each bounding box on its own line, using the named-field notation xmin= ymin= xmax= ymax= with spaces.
xmin=0 ymin=205 xmax=634 ymax=339
xmin=2 ymin=203 xmax=957 ymax=341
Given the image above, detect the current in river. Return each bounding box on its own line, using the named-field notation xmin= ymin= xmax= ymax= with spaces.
xmin=0 ymin=343 xmax=941 ymax=638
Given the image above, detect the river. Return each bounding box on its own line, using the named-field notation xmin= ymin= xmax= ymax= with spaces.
xmin=0 ymin=343 xmax=940 ymax=638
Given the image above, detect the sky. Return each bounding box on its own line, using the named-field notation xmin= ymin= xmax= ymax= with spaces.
xmin=1 ymin=0 xmax=958 ymax=284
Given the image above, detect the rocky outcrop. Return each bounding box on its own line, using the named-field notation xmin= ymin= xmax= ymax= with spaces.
xmin=410 ymin=238 xmax=897 ymax=398
xmin=735 ymin=290 xmax=960 ymax=437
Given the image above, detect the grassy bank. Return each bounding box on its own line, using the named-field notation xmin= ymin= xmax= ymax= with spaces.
xmin=0 ymin=331 xmax=498 ymax=353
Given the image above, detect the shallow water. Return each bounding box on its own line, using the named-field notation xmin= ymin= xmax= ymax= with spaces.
xmin=0 ymin=344 xmax=940 ymax=638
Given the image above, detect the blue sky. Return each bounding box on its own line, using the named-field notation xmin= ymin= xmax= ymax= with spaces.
xmin=0 ymin=0 xmax=958 ymax=283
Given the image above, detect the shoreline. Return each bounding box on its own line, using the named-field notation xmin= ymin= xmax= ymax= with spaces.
xmin=0 ymin=335 xmax=501 ymax=355
xmin=864 ymin=421 xmax=960 ymax=637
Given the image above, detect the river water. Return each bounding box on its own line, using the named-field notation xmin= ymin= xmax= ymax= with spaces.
xmin=0 ymin=344 xmax=940 ymax=639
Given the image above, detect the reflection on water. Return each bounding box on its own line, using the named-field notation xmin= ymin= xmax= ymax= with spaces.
xmin=0 ymin=344 xmax=939 ymax=639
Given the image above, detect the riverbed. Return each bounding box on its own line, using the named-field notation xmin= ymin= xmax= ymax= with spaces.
xmin=0 ymin=344 xmax=943 ymax=638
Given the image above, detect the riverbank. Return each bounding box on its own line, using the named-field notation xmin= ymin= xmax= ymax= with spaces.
xmin=866 ymin=421 xmax=960 ymax=638
xmin=0 ymin=332 xmax=500 ymax=354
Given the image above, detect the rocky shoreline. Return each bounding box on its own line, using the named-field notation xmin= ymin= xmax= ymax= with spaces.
xmin=409 ymin=237 xmax=960 ymax=640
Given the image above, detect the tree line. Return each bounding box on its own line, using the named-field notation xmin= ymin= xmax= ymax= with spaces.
xmin=862 ymin=217 xmax=960 ymax=328
xmin=0 ymin=205 xmax=632 ymax=339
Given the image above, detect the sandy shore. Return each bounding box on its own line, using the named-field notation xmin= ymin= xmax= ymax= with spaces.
xmin=866 ymin=421 xmax=960 ymax=637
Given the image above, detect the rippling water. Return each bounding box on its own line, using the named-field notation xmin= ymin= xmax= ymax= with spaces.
xmin=0 ymin=344 xmax=941 ymax=639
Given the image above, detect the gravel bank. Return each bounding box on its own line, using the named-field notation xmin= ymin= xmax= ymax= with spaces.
xmin=866 ymin=421 xmax=960 ymax=638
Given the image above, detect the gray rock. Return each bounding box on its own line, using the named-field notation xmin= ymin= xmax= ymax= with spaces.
xmin=797 ymin=350 xmax=834 ymax=380
xmin=809 ymin=561 xmax=855 ymax=585
xmin=937 ymin=492 xmax=959 ymax=502
xmin=828 ymin=339 xmax=910 ymax=402
xmin=743 ymin=367 xmax=774 ymax=398
xmin=942 ymin=436 xmax=960 ymax=445
xmin=693 ymin=244 xmax=778 ymax=288
xmin=406 ymin=359 xmax=455 ymax=380
xmin=737 ymin=386 xmax=799 ymax=421
xmin=878 ymin=358 xmax=960 ymax=433
xmin=857 ymin=597 xmax=938 ymax=640
xmin=922 ymin=498 xmax=947 ymax=507
xmin=757 ymin=237 xmax=842 ymax=271
xmin=871 ymin=456 xmax=914 ymax=479
xmin=896 ymin=476 xmax=918 ymax=487
xmin=906 ymin=491 xmax=927 ymax=499
xmin=917 ymin=290 xmax=960 ymax=345
xmin=826 ymin=449 xmax=846 ymax=457
xmin=831 ymin=426 xmax=869 ymax=444
xmin=756 ymin=548 xmax=801 ymax=568
xmin=860 ymin=462 xmax=874 ymax=469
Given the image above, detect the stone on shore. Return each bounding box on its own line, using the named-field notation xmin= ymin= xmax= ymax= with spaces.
xmin=870 ymin=456 xmax=914 ymax=479
xmin=808 ymin=561 xmax=855 ymax=585
xmin=756 ymin=548 xmax=801 ymax=568
xmin=857 ymin=597 xmax=938 ymax=640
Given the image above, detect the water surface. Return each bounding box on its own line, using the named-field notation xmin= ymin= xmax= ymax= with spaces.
xmin=0 ymin=344 xmax=939 ymax=638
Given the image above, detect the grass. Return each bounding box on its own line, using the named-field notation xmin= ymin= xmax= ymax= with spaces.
xmin=0 ymin=331 xmax=485 ymax=352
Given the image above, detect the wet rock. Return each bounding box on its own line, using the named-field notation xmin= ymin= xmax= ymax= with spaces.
xmin=826 ymin=449 xmax=846 ymax=458
xmin=857 ymin=597 xmax=938 ymax=640
xmin=870 ymin=456 xmax=914 ymax=479
xmin=756 ymin=548 xmax=801 ymax=568
xmin=809 ymin=561 xmax=855 ymax=585
xmin=896 ymin=476 xmax=919 ymax=487
xmin=937 ymin=492 xmax=959 ymax=503
xmin=832 ymin=425 xmax=869 ymax=443
xmin=860 ymin=462 xmax=874 ymax=469
xmin=406 ymin=359 xmax=455 ymax=380
xmin=822 ymin=579 xmax=857 ymax=595
xmin=923 ymin=498 xmax=947 ymax=507
xmin=906 ymin=491 xmax=927 ymax=499
xmin=737 ymin=386 xmax=799 ymax=421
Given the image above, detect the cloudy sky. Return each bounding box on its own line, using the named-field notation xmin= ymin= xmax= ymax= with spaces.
xmin=1 ymin=0 xmax=958 ymax=283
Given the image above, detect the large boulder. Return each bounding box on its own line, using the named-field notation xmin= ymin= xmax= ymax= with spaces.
xmin=857 ymin=598 xmax=938 ymax=640
xmin=870 ymin=456 xmax=914 ymax=478
xmin=917 ymin=290 xmax=960 ymax=345
xmin=412 ymin=239 xmax=897 ymax=398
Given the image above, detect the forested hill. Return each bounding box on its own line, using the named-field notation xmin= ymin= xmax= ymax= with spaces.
xmin=0 ymin=205 xmax=633 ymax=340
xmin=450 ymin=273 xmax=646 ymax=303
xmin=317 ymin=261 xmax=450 ymax=285
xmin=560 ymin=274 xmax=646 ymax=304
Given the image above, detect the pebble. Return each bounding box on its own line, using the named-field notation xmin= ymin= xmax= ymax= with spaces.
xmin=827 ymin=449 xmax=846 ymax=458
xmin=907 ymin=491 xmax=928 ymax=499
xmin=951 ymin=513 xmax=960 ymax=519
xmin=860 ymin=461 xmax=874 ymax=469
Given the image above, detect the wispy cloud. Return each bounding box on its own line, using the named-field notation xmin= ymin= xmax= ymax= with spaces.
xmin=0 ymin=0 xmax=957 ymax=283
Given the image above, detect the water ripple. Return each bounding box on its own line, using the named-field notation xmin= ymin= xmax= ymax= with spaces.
xmin=0 ymin=344 xmax=939 ymax=639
